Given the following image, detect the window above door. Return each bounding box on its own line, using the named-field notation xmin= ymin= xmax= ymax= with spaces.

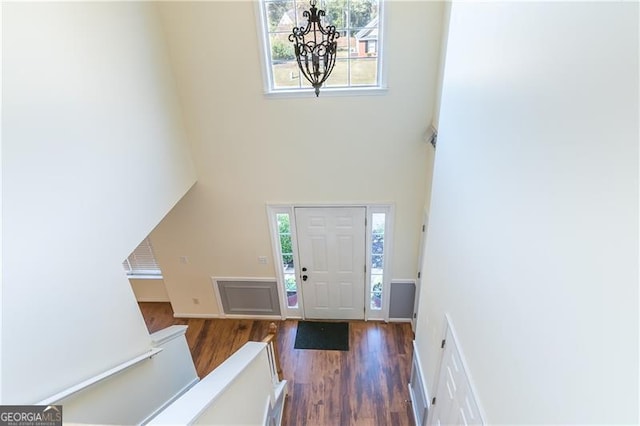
xmin=256 ymin=0 xmax=387 ymax=97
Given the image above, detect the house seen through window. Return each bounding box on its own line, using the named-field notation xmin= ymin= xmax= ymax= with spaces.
xmin=260 ymin=0 xmax=383 ymax=93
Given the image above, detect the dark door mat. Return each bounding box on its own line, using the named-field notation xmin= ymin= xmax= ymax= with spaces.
xmin=294 ymin=321 xmax=349 ymax=351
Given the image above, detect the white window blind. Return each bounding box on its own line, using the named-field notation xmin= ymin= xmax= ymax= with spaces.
xmin=123 ymin=237 xmax=162 ymax=276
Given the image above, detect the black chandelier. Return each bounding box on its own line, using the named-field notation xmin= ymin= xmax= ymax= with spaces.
xmin=289 ymin=0 xmax=339 ymax=97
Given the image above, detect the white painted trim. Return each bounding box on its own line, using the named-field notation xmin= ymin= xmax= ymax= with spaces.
xmin=150 ymin=325 xmax=188 ymax=346
xmin=428 ymin=318 xmax=448 ymax=416
xmin=140 ymin=377 xmax=200 ymax=425
xmin=364 ymin=207 xmax=374 ymax=322
xmin=253 ymin=0 xmax=272 ymax=94
xmin=408 ymin=383 xmax=422 ymax=426
xmin=413 ymin=210 xmax=430 ymax=332
xmin=266 ymin=206 xmax=287 ymax=318
xmin=267 ymin=202 xmax=396 ymax=213
xmin=409 ymin=346 xmax=430 ymax=426
xmin=284 ymin=315 xmax=303 ymax=320
xmin=135 ymin=297 xmax=171 ymax=303
xmin=392 ymin=278 xmax=417 ymax=284
xmin=36 ymin=348 xmax=163 ymax=405
xmin=148 ymin=342 xmax=267 ymax=425
xmin=377 ymin=0 xmax=388 ymax=89
xmin=262 ymin=395 xmax=271 ymax=426
xmin=382 ymin=206 xmax=395 ymax=321
xmin=366 ymin=204 xmax=395 ymax=322
xmin=211 ymin=277 xmax=227 ymax=318
xmin=263 ymin=87 xmax=388 ymax=99
xmin=212 ymin=276 xmax=278 ymax=283
xmin=173 ymin=313 xmax=221 ymax=319
xmin=211 ymin=276 xmax=284 ymax=320
xmin=220 ymin=314 xmax=283 ymax=321
xmin=429 ymin=315 xmax=487 ymax=424
xmin=412 ymin=340 xmax=430 ymax=409
xmin=274 ymin=380 xmax=288 ymax=400
xmin=388 ymin=318 xmax=412 ymax=323
xmin=266 ymin=205 xmax=302 ymax=319
xmin=127 ymin=274 xmax=163 ymax=280
xmin=285 ymin=210 xmax=304 ymax=318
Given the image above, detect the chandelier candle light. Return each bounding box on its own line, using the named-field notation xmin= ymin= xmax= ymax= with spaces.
xmin=289 ymin=0 xmax=340 ymax=97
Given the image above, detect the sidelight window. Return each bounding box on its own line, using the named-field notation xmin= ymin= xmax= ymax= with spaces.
xmin=370 ymin=212 xmax=385 ymax=310
xmin=277 ymin=213 xmax=299 ymax=308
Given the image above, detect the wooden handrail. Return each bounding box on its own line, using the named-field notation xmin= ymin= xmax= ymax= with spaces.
xmin=261 ymin=322 xmax=282 ymax=381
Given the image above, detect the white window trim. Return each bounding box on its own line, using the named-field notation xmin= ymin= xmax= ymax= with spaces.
xmin=254 ymin=0 xmax=388 ymax=98
xmin=366 ymin=204 xmax=394 ymax=321
xmin=126 ymin=274 xmax=163 ymax=281
xmin=266 ymin=202 xmax=394 ymax=321
xmin=266 ymin=205 xmax=304 ymax=319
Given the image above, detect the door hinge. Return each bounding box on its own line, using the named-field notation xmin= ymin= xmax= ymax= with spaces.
xmin=441 ymin=339 xmax=446 ymax=349
xmin=417 ymin=271 xmax=421 ymax=279
xmin=364 ymin=264 xmax=366 ymax=273
xmin=413 ymin=313 xmax=417 ymax=319
xmin=432 ymin=397 xmax=436 ymax=405
xmin=422 ymin=224 xmax=426 ymax=232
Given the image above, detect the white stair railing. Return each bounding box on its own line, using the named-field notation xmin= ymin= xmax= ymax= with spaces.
xmin=261 ymin=322 xmax=283 ymax=386
xmin=149 ymin=323 xmax=287 ymax=426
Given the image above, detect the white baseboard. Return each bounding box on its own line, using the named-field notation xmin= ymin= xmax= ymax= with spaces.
xmin=220 ymin=314 xmax=283 ymax=320
xmin=136 ymin=297 xmax=170 ymax=303
xmin=172 ymin=313 xmax=284 ymax=321
xmin=409 ymin=341 xmax=430 ymax=426
xmin=388 ymin=318 xmax=413 ymax=323
xmin=140 ymin=377 xmax=200 ymax=425
xmin=413 ymin=340 xmax=430 ymax=407
xmin=408 ymin=383 xmax=421 ymax=426
xmin=173 ymin=313 xmax=221 ymax=319
xmin=284 ymin=315 xmax=303 ymax=320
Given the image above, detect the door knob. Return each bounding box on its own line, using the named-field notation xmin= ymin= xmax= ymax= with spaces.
xmin=302 ymin=267 xmax=307 ymax=272
xmin=302 ymin=275 xmax=308 ymax=281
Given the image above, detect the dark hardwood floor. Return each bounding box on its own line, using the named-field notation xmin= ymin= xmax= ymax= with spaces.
xmin=138 ymin=302 xmax=416 ymax=426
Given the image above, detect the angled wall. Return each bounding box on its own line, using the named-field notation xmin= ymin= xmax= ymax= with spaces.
xmin=2 ymin=2 xmax=196 ymax=403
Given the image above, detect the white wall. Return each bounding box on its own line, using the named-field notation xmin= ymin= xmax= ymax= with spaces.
xmin=60 ymin=326 xmax=198 ymax=425
xmin=3 ymin=2 xmax=196 ymax=403
xmin=416 ymin=2 xmax=638 ymax=424
xmin=150 ymin=342 xmax=276 ymax=426
xmin=151 ymin=0 xmax=444 ymax=316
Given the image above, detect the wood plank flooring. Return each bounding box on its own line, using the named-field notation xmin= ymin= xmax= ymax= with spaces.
xmin=138 ymin=302 xmax=416 ymax=426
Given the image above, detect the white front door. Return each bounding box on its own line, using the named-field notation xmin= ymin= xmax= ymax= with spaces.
xmin=295 ymin=207 xmax=366 ymax=320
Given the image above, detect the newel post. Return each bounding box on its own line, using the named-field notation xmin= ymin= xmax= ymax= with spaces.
xmin=262 ymin=322 xmax=283 ymax=381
